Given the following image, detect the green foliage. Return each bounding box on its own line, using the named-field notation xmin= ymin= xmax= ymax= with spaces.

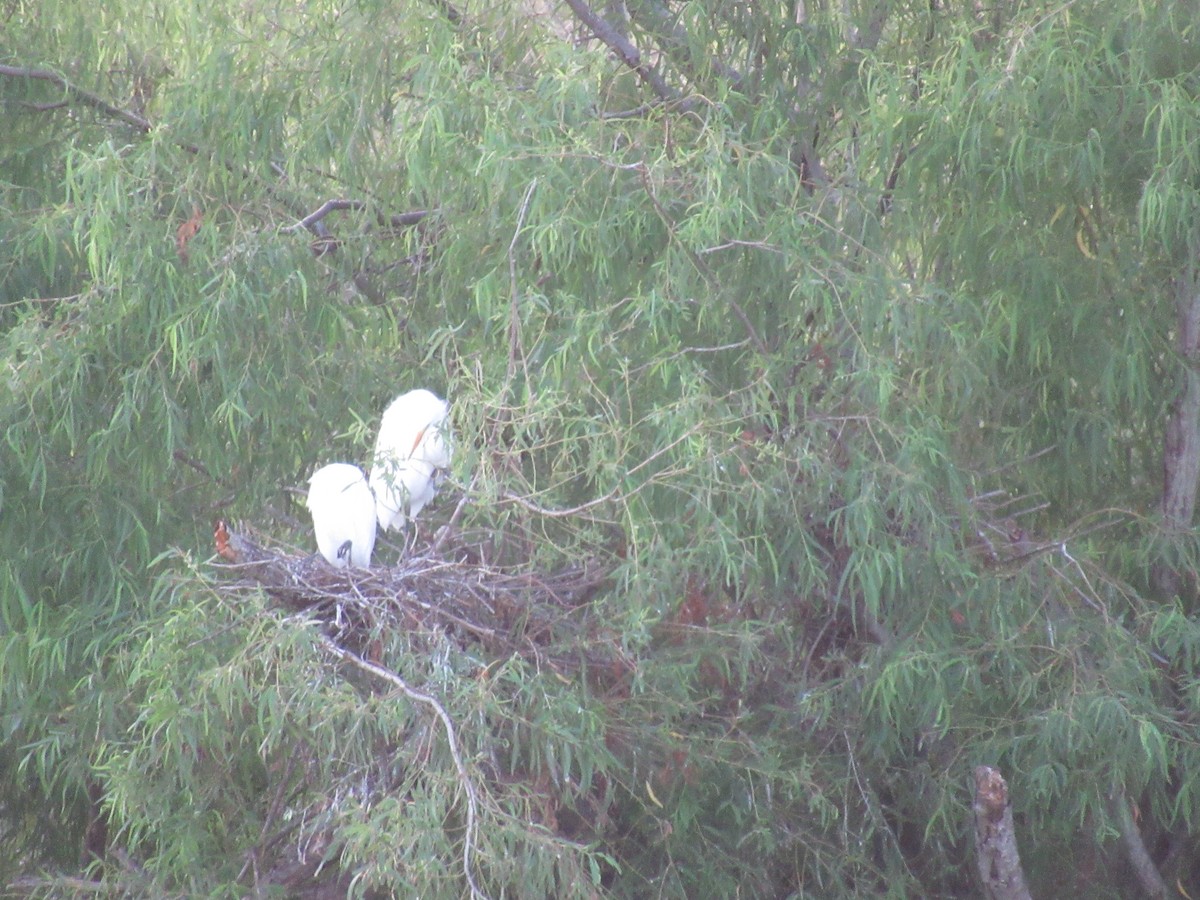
xmin=4 ymin=0 xmax=1200 ymax=896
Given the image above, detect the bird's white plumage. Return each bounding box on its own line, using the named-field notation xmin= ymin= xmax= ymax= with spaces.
xmin=368 ymin=388 xmax=452 ymax=532
xmin=306 ymin=463 xmax=377 ymax=568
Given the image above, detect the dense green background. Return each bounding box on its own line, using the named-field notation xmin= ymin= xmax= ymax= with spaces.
xmin=4 ymin=1 xmax=1200 ymax=896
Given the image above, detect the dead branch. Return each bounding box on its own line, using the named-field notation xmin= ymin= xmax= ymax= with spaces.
xmin=972 ymin=766 xmax=1032 ymax=900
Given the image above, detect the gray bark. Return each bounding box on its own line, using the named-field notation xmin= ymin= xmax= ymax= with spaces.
xmin=1154 ymin=266 xmax=1200 ymax=599
xmin=973 ymin=766 xmax=1032 ymax=900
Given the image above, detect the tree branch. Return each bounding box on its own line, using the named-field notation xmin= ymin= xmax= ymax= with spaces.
xmin=561 ymin=0 xmax=679 ymax=104
xmin=1110 ymin=791 xmax=1168 ymax=900
xmin=1 ymin=65 xmax=427 ymax=256
xmin=0 ymin=64 xmax=152 ymax=132
xmin=1162 ymin=266 xmax=1200 ymax=527
xmin=637 ymin=163 xmax=768 ymax=354
xmin=317 ymin=634 xmax=489 ymax=900
xmin=283 ymin=199 xmax=432 ymax=233
xmin=507 ymin=179 xmax=537 ymax=387
xmin=625 ymin=0 xmax=743 ymax=86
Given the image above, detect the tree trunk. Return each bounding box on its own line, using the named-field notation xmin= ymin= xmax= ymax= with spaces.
xmin=973 ymin=766 xmax=1032 ymax=900
xmin=1154 ymin=265 xmax=1200 ymax=601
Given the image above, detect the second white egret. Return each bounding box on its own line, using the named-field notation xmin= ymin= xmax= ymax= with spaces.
xmin=368 ymin=388 xmax=452 ymax=532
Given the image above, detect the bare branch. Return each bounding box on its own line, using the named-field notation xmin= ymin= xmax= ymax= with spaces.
xmin=561 ymin=0 xmax=679 ymax=103
xmin=283 ymin=199 xmax=432 ymax=233
xmin=0 ymin=64 xmax=152 ymax=132
xmin=432 ymin=471 xmax=479 ymax=555
xmin=317 ymin=635 xmax=489 ymax=900
xmin=500 ymin=488 xmax=616 ymax=519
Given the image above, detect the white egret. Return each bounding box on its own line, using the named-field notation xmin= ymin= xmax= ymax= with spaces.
xmin=368 ymin=388 xmax=452 ymax=532
xmin=306 ymin=463 xmax=377 ymax=568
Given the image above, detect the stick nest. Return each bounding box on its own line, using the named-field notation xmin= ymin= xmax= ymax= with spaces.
xmin=211 ymin=521 xmax=622 ymax=676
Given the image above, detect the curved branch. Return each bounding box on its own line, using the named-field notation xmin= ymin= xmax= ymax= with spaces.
xmin=317 ymin=635 xmax=489 ymax=900
xmin=1 ymin=65 xmax=426 ymax=253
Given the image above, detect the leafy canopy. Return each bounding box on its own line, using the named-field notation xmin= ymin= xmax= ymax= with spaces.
xmin=4 ymin=0 xmax=1200 ymax=897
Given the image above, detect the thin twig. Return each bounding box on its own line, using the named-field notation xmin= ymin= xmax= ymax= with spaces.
xmin=497 ymin=424 xmax=702 ymax=517
xmin=433 ymin=472 xmax=479 ymax=555
xmin=598 ymin=104 xmax=652 ymax=120
xmin=499 ymin=488 xmax=616 ymax=518
xmin=507 ymin=179 xmax=538 ymax=387
xmin=637 ymin=163 xmax=768 ymax=354
xmin=696 ymin=239 xmax=786 ymax=256
xmin=317 ymin=635 xmax=489 ymax=900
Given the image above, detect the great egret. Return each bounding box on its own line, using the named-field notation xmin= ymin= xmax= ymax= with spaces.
xmin=306 ymin=463 xmax=377 ymax=568
xmin=368 ymin=388 xmax=452 ymax=532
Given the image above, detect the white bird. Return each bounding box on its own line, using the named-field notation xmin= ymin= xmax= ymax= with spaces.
xmin=306 ymin=463 xmax=377 ymax=568
xmin=368 ymin=388 xmax=452 ymax=532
